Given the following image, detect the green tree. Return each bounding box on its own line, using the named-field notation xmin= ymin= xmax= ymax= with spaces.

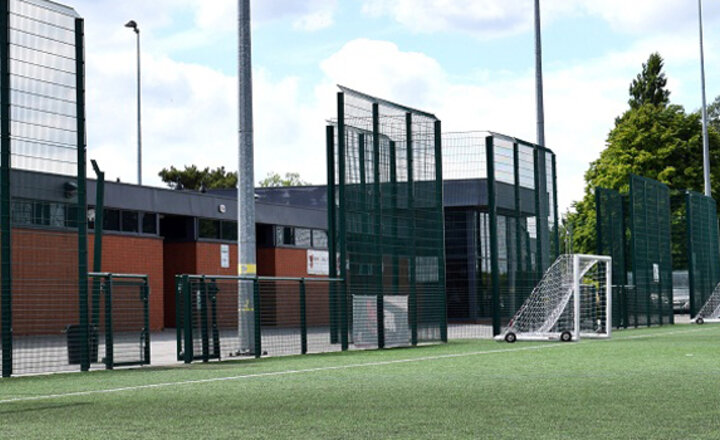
xmin=708 ymin=95 xmax=720 ymax=133
xmin=628 ymin=52 xmax=670 ymax=110
xmin=158 ymin=165 xmax=237 ymax=190
xmin=568 ymin=55 xmax=720 ymax=259
xmin=258 ymin=172 xmax=308 ymax=187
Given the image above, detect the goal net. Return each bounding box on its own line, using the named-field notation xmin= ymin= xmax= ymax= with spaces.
xmin=694 ymin=282 xmax=720 ymax=324
xmin=496 ymin=254 xmax=612 ymax=342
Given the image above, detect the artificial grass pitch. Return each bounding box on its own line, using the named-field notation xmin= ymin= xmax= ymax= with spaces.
xmin=1 ymin=324 xmax=719 ymax=439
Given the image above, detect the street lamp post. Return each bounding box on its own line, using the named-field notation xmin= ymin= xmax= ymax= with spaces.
xmin=125 ymin=20 xmax=142 ymax=186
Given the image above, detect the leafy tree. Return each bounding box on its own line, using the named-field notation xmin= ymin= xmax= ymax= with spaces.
xmin=567 ymin=54 xmax=720 ymax=261
xmin=258 ymin=172 xmax=308 ymax=187
xmin=158 ymin=165 xmax=237 ymax=190
xmin=628 ymin=52 xmax=670 ymax=110
xmin=708 ymin=95 xmax=720 ymax=133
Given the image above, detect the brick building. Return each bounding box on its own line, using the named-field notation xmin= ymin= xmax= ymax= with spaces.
xmin=10 ymin=170 xmax=329 ymax=331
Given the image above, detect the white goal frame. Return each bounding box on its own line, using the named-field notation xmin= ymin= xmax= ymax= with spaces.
xmin=495 ymin=254 xmax=612 ymax=343
xmin=693 ymin=281 xmax=720 ymax=324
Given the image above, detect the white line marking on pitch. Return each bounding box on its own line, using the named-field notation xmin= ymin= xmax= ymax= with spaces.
xmin=0 ymin=326 xmax=715 ymax=405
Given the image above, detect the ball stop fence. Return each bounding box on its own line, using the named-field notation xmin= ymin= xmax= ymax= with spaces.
xmin=442 ymin=132 xmax=560 ymax=338
xmin=596 ymin=175 xmax=720 ymax=328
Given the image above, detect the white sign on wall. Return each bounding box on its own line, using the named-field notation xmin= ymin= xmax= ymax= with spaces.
xmin=652 ymin=263 xmax=660 ymax=283
xmin=307 ymin=249 xmax=329 ymax=276
xmin=220 ymin=244 xmax=230 ymax=269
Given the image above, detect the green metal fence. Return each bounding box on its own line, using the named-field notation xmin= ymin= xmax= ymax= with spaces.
xmin=596 ymin=187 xmax=628 ymax=328
xmin=0 ymin=0 xmax=89 ymax=377
xmin=596 ymin=175 xmax=674 ymax=328
xmin=629 ymin=175 xmax=673 ymax=326
xmin=176 ymin=275 xmax=345 ymax=362
xmin=88 ymin=273 xmax=150 ymax=369
xmin=328 ymin=86 xmax=446 ymax=349
xmin=442 ymin=132 xmax=559 ymax=337
xmin=685 ymin=191 xmax=720 ymax=318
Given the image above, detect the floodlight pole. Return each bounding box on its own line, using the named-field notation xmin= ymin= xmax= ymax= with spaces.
xmin=238 ymin=0 xmax=256 ymax=355
xmin=125 ymin=20 xmax=142 ymax=185
xmin=698 ymin=0 xmax=711 ymax=197
xmin=534 ymin=0 xmax=546 ymax=148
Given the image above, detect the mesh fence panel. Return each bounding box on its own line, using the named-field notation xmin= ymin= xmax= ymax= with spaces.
xmin=597 ymin=176 xmax=674 ymax=328
xmin=1 ymin=0 xmax=86 ymax=377
xmin=685 ymin=191 xmax=720 ymax=318
xmin=177 ymin=277 xmax=343 ymax=362
xmin=442 ymin=132 xmax=558 ymax=337
xmin=596 ymin=187 xmax=628 ymax=328
xmin=629 ymin=175 xmax=673 ymax=327
xmin=89 ymin=275 xmax=149 ymax=369
xmin=332 ymin=87 xmax=446 ymax=347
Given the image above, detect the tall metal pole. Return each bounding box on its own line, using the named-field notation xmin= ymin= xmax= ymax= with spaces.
xmin=534 ymin=0 xmax=546 ymax=148
xmin=238 ymin=0 xmax=256 ymax=354
xmin=125 ymin=20 xmax=141 ymax=185
xmin=136 ymin=30 xmax=142 ymax=185
xmin=698 ymin=0 xmax=711 ymax=197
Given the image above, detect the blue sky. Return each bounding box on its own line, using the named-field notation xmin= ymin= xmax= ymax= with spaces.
xmin=70 ymin=0 xmax=720 ymax=213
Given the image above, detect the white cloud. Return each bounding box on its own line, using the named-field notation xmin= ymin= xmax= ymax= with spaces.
xmin=253 ymin=0 xmax=337 ymax=29
xmin=360 ymin=0 xmax=720 ymax=39
xmin=293 ymin=10 xmax=334 ymax=31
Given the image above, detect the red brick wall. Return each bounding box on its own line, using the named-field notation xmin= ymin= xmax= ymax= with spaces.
xmin=255 ymin=248 xmax=330 ymax=327
xmin=162 ymin=241 xmax=238 ymax=328
xmin=11 ymin=229 xmax=79 ymax=336
xmin=8 ymin=229 xmax=163 ymax=335
xmin=88 ymin=234 xmax=164 ymax=331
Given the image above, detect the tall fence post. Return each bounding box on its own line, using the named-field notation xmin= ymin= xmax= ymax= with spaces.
xmin=300 ymin=279 xmax=307 ymax=355
xmin=326 ymin=125 xmax=339 ymax=344
xmin=407 ymin=112 xmax=418 ymax=346
xmin=200 ymin=276 xmax=210 ymax=362
xmin=91 ymin=160 xmax=105 ymax=333
xmin=486 ymin=136 xmax=501 ymax=336
xmin=142 ymin=277 xmax=150 ymax=365
xmin=373 ymin=103 xmax=385 ymax=349
xmin=435 ymin=120 xmax=447 ymax=343
xmin=337 ymin=92 xmax=349 ymax=351
xmin=182 ymin=275 xmax=194 ymax=363
xmin=104 ymin=274 xmax=114 ymax=370
xmin=253 ymin=278 xmax=262 ymax=358
xmin=0 ymin=0 xmax=11 ymax=379
xmin=175 ymin=276 xmax=183 ymax=361
xmin=75 ymin=17 xmax=90 ymax=373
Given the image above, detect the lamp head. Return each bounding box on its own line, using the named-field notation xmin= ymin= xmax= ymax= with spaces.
xmin=125 ymin=20 xmax=139 ymax=33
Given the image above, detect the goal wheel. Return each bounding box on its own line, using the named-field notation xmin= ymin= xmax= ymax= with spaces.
xmin=696 ymin=317 xmax=705 ymax=325
xmin=504 ymin=332 xmax=517 ymax=343
xmin=560 ymin=331 xmax=573 ymax=342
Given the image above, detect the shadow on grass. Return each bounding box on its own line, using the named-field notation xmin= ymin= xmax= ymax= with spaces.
xmin=0 ymin=401 xmax=91 ymax=415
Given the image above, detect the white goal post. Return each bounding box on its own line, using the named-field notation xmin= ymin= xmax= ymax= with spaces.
xmin=495 ymin=254 xmax=612 ymax=343
xmin=693 ymin=281 xmax=720 ymax=324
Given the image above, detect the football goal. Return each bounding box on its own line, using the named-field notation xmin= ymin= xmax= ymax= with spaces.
xmin=496 ymin=254 xmax=612 ymax=343
xmin=693 ymin=282 xmax=720 ymax=324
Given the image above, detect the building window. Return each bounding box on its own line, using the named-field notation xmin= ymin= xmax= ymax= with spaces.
xmin=12 ymin=200 xmax=32 ymax=225
xmin=104 ymin=209 xmax=120 ymax=231
xmin=295 ymin=228 xmax=311 ymax=247
xmin=199 ymin=219 xmax=220 ymax=239
xmin=312 ymin=230 xmax=328 ymax=249
xmin=271 ymin=226 xmax=325 ymax=249
xmin=142 ymin=212 xmax=157 ymax=235
xmin=222 ymin=221 xmax=237 ymax=241
xmin=121 ymin=211 xmax=139 ymax=233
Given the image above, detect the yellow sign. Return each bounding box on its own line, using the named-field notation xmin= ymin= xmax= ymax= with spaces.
xmin=239 ymin=263 xmax=257 ymax=275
